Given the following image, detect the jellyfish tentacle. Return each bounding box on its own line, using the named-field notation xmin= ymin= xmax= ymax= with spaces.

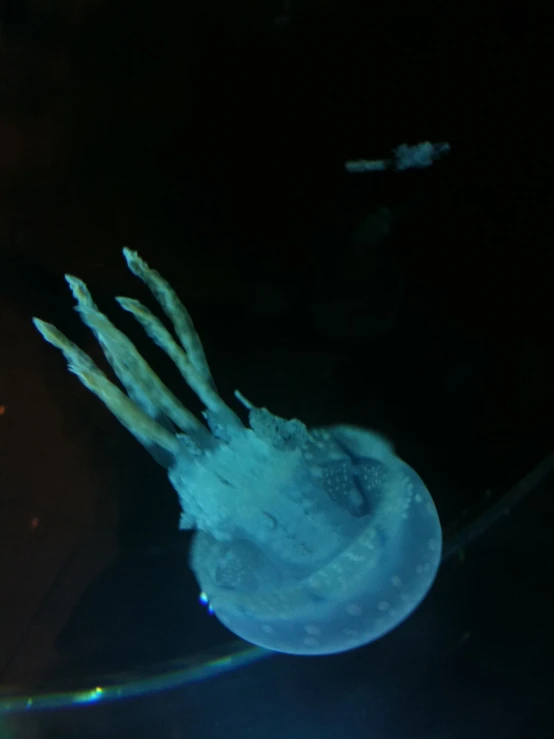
xmin=121 ymin=248 xmax=242 ymax=434
xmin=116 ymin=295 xmax=232 ymax=421
xmin=122 ymin=248 xmax=213 ymax=385
xmin=66 ymin=275 xmax=202 ymax=435
xmin=32 ymin=318 xmax=178 ymax=454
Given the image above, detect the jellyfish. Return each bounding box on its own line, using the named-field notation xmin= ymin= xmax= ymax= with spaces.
xmin=33 ymin=248 xmax=442 ymax=656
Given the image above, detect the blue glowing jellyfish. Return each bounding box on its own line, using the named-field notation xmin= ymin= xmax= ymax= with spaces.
xmin=33 ymin=248 xmax=441 ymax=655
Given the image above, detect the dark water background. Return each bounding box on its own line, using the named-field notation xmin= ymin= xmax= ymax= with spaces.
xmin=0 ymin=1 xmax=553 ymax=737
